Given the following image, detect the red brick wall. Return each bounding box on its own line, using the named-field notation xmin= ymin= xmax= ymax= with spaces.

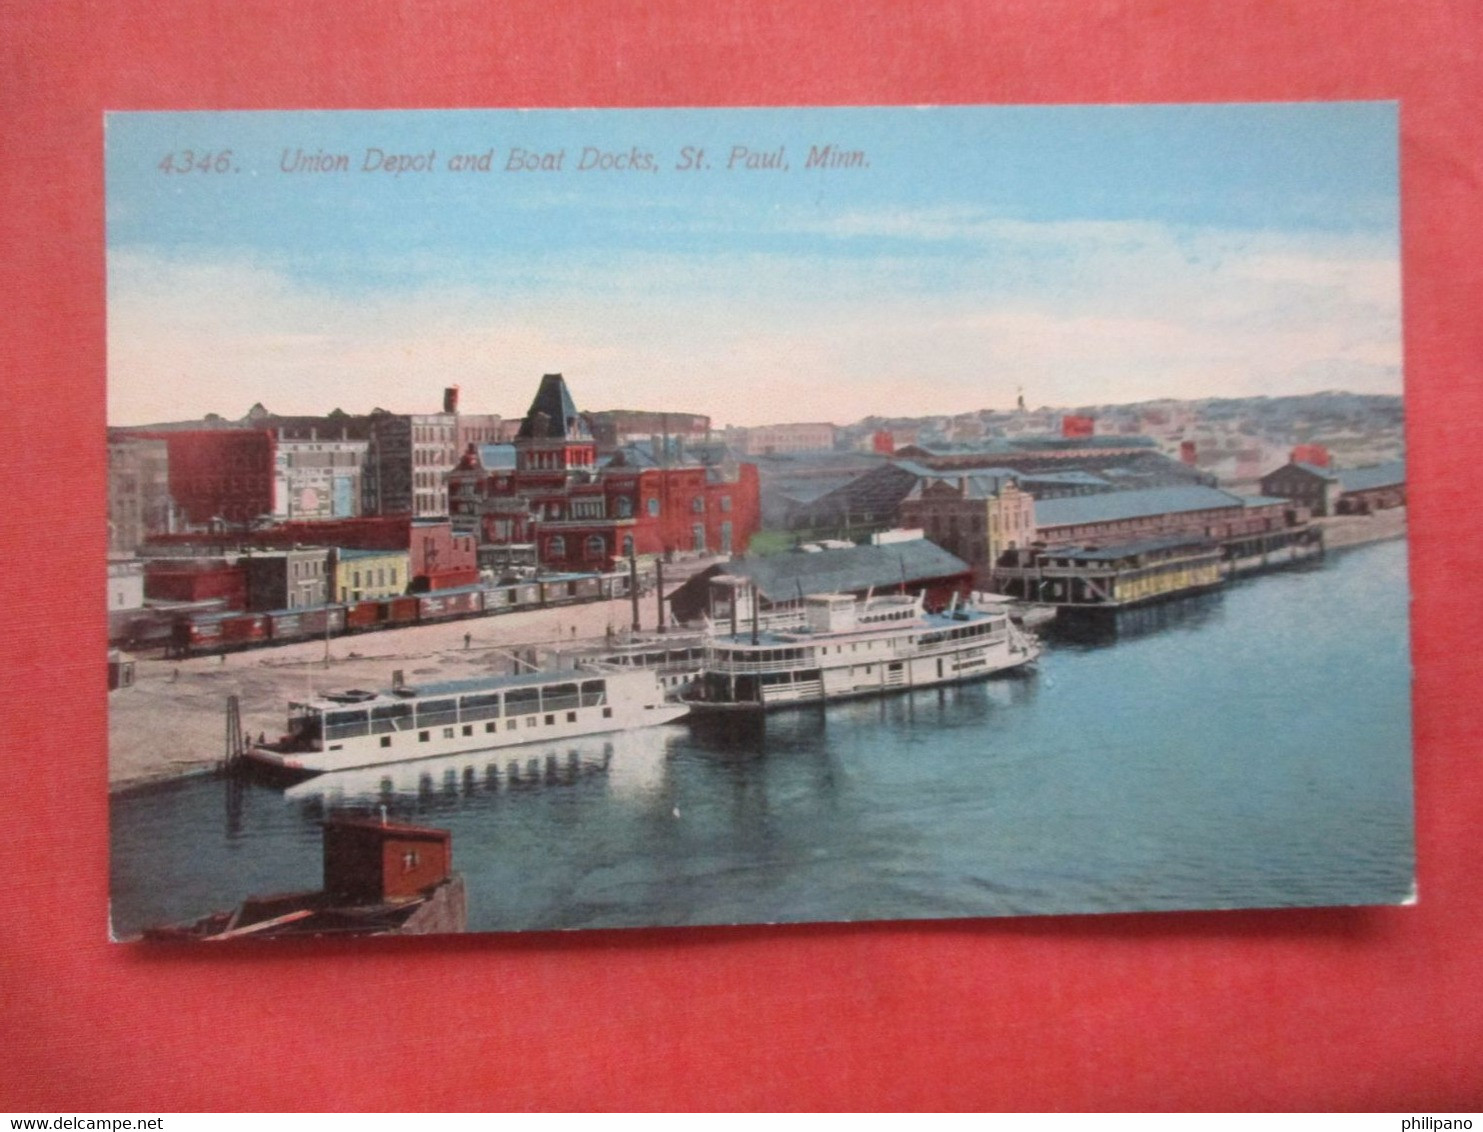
xmin=158 ymin=430 xmax=276 ymax=525
xmin=142 ymin=562 xmax=247 ymax=609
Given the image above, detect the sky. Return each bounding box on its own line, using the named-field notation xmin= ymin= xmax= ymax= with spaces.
xmin=105 ymin=104 xmax=1401 ymax=427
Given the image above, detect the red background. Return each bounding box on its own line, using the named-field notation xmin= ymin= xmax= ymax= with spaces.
xmin=3 ymin=1 xmax=1480 ymax=1112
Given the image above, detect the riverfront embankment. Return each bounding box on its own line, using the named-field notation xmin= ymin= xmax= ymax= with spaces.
xmin=1316 ymin=505 xmax=1406 ymax=550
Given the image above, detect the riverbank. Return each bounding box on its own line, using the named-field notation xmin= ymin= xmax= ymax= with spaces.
xmin=1315 ymin=505 xmax=1407 ymax=550
xmin=109 ymin=589 xmax=682 ymax=792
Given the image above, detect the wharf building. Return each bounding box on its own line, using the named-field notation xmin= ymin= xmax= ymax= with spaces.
xmin=988 ymin=484 xmax=1320 ymax=608
xmin=666 ymin=537 xmax=973 ymax=625
xmin=789 ymin=437 xmax=1207 ymax=541
xmin=1259 ymin=459 xmax=1406 ymax=517
xmin=447 ymin=374 xmax=761 ymax=574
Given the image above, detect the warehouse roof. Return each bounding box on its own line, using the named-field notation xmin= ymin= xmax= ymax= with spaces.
xmin=667 ymin=539 xmax=969 ymax=619
xmin=1034 ymin=484 xmax=1244 ymax=528
xmin=1338 ymin=461 xmax=1406 ymax=493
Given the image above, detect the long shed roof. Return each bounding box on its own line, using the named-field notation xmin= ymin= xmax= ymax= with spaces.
xmin=669 ymin=539 xmax=969 ymax=615
xmin=1034 ymin=484 xmax=1244 ymax=528
xmin=1338 ymin=461 xmax=1406 ymax=493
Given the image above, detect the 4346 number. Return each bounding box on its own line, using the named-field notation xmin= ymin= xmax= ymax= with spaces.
xmin=158 ymin=150 xmax=237 ymax=174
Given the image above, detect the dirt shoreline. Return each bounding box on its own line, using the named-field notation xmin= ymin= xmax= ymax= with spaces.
xmin=1314 ymin=505 xmax=1407 ymax=550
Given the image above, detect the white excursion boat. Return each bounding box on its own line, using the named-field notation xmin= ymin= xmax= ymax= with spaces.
xmin=245 ymin=667 xmax=689 ymax=777
xmin=684 ymin=591 xmax=1041 ymax=713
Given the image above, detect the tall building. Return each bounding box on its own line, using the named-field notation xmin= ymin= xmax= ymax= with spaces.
xmin=273 ymin=434 xmax=368 ymax=520
xmin=366 ymin=411 xmax=458 ymax=517
xmin=107 ymin=436 xmax=174 ymax=554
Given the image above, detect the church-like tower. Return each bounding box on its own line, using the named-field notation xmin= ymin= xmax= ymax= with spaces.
xmin=513 ymin=373 xmax=596 ymax=474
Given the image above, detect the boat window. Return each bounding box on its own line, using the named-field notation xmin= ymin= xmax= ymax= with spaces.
xmin=580 ymin=679 xmax=607 ymax=707
xmin=324 ymin=709 xmax=370 ymax=740
xmin=460 ymin=691 xmax=501 ymax=721
xmin=415 ymin=698 xmax=458 ymax=728
xmin=505 ymin=687 xmax=541 ymax=716
xmin=370 ymin=703 xmax=412 ymax=733
xmin=287 ymin=707 xmax=322 ymax=744
xmin=541 ymin=683 xmax=580 ymax=712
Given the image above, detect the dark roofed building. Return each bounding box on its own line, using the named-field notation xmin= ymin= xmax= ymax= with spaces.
xmin=1259 ymin=460 xmax=1342 ymax=516
xmin=667 ymin=538 xmax=972 ymax=623
xmin=1336 ymin=461 xmax=1406 ymax=514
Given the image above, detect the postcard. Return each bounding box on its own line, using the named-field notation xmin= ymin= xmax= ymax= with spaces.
xmin=105 ymin=104 xmax=1410 ymax=939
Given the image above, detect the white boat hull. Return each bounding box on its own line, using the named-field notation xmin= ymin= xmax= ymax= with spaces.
xmin=245 ymin=671 xmax=689 ymax=777
xmin=688 ymin=634 xmax=1039 ymax=714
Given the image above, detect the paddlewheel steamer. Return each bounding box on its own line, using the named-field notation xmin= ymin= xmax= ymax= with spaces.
xmin=686 ymin=591 xmax=1040 ymax=713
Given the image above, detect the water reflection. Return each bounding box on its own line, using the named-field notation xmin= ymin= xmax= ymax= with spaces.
xmin=110 ymin=542 xmax=1415 ymax=936
xmin=1047 ymin=590 xmax=1227 ymax=646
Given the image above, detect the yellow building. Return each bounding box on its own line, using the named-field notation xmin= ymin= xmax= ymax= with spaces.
xmin=330 ymin=548 xmax=410 ymax=603
xmin=898 ymin=476 xmax=1036 ymax=588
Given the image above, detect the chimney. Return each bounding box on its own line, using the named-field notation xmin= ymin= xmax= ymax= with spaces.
xmin=443 ymin=386 xmax=460 ymax=414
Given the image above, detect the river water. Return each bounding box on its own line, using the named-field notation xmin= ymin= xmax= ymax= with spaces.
xmin=110 ymin=539 xmax=1414 ymax=936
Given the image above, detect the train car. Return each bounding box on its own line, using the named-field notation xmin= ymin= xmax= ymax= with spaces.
xmin=172 ymin=613 xmax=224 ymax=656
xmin=481 ymin=583 xmax=522 ymax=614
xmin=220 ymin=612 xmax=271 ymax=649
xmin=384 ymin=596 xmax=420 ymax=626
xmin=266 ymin=605 xmax=347 ymax=643
xmin=598 ymin=571 xmax=632 ymax=600
xmin=416 ymin=586 xmax=484 ymax=622
xmin=344 ymin=600 xmax=383 ymax=632
xmin=540 ymin=573 xmax=601 ymax=607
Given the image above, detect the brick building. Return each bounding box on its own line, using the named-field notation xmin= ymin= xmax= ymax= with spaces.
xmin=899 ymin=477 xmax=1037 ymax=587
xmin=143 ymin=515 xmax=476 ymax=592
xmin=272 ymin=434 xmax=368 ymax=520
xmin=242 ymin=548 xmax=331 ymax=611
xmin=1029 ymin=484 xmax=1299 ymax=549
xmin=455 ymin=374 xmax=760 ymax=572
xmin=1335 ymin=462 xmax=1406 ymax=513
xmin=366 ymin=411 xmax=458 ymax=518
xmin=1259 ymin=461 xmax=1342 ymax=517
xmin=107 ymin=436 xmax=174 ymax=554
xmin=142 ymin=558 xmax=248 ymax=610
xmin=114 ymin=429 xmax=276 ymax=527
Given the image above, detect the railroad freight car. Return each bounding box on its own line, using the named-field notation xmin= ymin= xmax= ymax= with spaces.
xmin=416 ymin=586 xmax=485 ymax=622
xmin=167 ymin=569 xmax=636 ymax=656
xmin=344 ymin=600 xmax=383 ymax=632
xmin=266 ymin=606 xmax=346 ymax=642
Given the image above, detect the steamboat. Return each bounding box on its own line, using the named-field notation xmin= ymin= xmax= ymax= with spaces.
xmin=685 ymin=591 xmax=1040 ymax=713
xmin=244 ymin=667 xmax=688 ymax=777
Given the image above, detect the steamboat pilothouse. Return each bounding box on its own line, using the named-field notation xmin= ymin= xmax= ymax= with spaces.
xmin=685 ymin=589 xmax=1041 ymax=713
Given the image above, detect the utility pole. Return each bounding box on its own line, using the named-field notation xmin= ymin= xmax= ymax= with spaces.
xmin=629 ymin=552 xmax=640 ymax=633
xmin=655 ymin=556 xmax=666 ymax=634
